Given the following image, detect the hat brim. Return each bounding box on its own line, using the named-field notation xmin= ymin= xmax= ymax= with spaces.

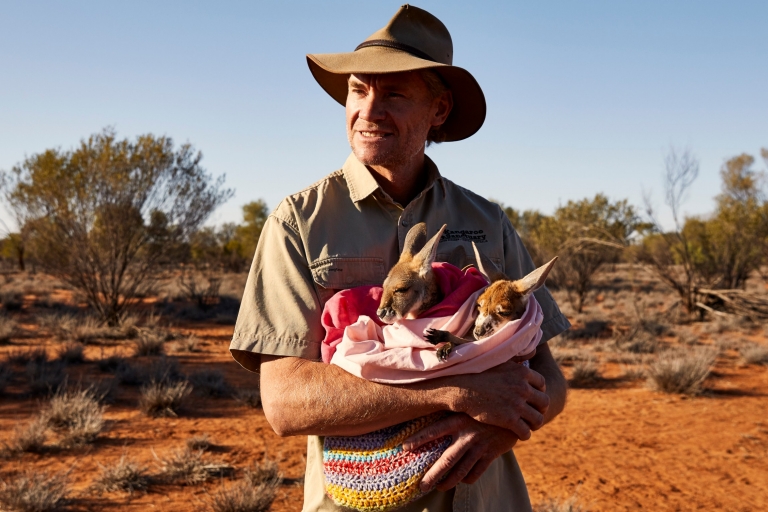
xmin=307 ymin=46 xmax=486 ymax=142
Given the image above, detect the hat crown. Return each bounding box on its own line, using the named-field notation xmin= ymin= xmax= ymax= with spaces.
xmin=363 ymin=4 xmax=453 ymax=65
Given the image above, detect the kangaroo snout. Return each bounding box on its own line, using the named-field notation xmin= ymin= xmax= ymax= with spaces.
xmin=377 ymin=307 xmax=396 ymax=324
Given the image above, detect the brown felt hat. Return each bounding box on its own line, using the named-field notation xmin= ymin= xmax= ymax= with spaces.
xmin=307 ymin=4 xmax=486 ymax=142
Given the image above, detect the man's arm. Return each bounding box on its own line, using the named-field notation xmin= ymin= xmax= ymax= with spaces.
xmin=259 ymin=353 xmax=550 ymax=440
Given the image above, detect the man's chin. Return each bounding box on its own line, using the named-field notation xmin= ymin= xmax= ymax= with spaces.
xmin=351 ymin=146 xmax=401 ymax=168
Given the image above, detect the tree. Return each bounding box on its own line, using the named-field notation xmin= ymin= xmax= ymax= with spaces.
xmin=0 ymin=129 xmax=233 ymax=325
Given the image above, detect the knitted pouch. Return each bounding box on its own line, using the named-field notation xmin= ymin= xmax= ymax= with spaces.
xmin=323 ymin=412 xmax=451 ymax=512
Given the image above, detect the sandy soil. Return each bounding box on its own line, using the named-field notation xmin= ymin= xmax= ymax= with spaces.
xmin=1 ymin=271 xmax=767 ymax=511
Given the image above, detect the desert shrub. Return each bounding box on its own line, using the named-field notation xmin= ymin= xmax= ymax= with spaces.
xmin=25 ymin=360 xmax=65 ymax=396
xmin=57 ymin=342 xmax=85 ymax=364
xmin=619 ymin=365 xmax=646 ymax=380
xmin=157 ymin=447 xmax=212 ymax=485
xmin=569 ymin=360 xmax=601 ymax=388
xmin=140 ymin=380 xmax=191 ymax=417
xmin=174 ymin=334 xmax=200 ymax=353
xmin=189 ymin=369 xmax=231 ymax=397
xmin=42 ymin=387 xmax=105 ymax=447
xmin=0 ymin=471 xmax=69 ymax=512
xmin=97 ymin=355 xmax=127 ymax=373
xmin=145 ymin=356 xmax=185 ymax=384
xmin=0 ymin=362 xmax=12 ymax=393
xmin=535 ymin=494 xmax=588 ymax=512
xmin=186 ymin=434 xmax=212 ymax=452
xmin=7 ymin=347 xmax=47 ymax=366
xmin=133 ymin=331 xmax=166 ymax=357
xmin=646 ymin=349 xmax=716 ymax=395
xmin=206 ymin=458 xmax=280 ymax=512
xmin=0 ymin=315 xmax=19 ymax=343
xmin=91 ymin=454 xmax=149 ymax=495
xmin=739 ymin=344 xmax=768 ymax=365
xmin=0 ymin=290 xmax=24 ymax=311
xmin=621 ymin=332 xmax=660 ymax=354
xmin=3 ymin=418 xmax=48 ymax=454
xmin=233 ymin=388 xmax=261 ymax=409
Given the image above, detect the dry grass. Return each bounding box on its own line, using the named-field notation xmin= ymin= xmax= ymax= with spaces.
xmin=132 ymin=330 xmax=166 ymax=356
xmin=3 ymin=418 xmax=48 ymax=454
xmin=233 ymin=388 xmax=261 ymax=409
xmin=535 ymin=494 xmax=588 ymax=512
xmin=144 ymin=356 xmax=185 ymax=384
xmin=173 ymin=334 xmax=201 ymax=353
xmin=25 ymin=360 xmax=66 ymax=397
xmin=42 ymin=387 xmax=105 ymax=447
xmin=569 ymin=360 xmax=601 ymax=388
xmin=189 ymin=369 xmax=231 ymax=397
xmin=0 ymin=470 xmax=69 ymax=512
xmin=56 ymin=342 xmax=85 ymax=364
xmin=0 ymin=290 xmax=24 ymax=311
xmin=7 ymin=348 xmax=47 ymax=366
xmin=140 ymin=380 xmax=191 ymax=417
xmin=739 ymin=344 xmax=768 ymax=365
xmin=156 ymin=447 xmax=213 ymax=485
xmin=186 ymin=434 xmax=212 ymax=452
xmin=91 ymin=454 xmax=149 ymax=495
xmin=0 ymin=362 xmax=12 ymax=394
xmin=0 ymin=315 xmax=19 ymax=343
xmin=207 ymin=459 xmax=281 ymax=512
xmin=646 ymin=349 xmax=717 ymax=395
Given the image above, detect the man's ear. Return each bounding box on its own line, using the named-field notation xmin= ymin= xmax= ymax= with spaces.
xmin=400 ymin=222 xmax=427 ymax=262
xmin=413 ymin=224 xmax=446 ymax=277
xmin=433 ymin=89 xmax=453 ymax=128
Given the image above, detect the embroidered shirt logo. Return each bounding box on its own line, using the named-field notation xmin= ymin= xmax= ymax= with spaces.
xmin=440 ymin=229 xmax=487 ymax=243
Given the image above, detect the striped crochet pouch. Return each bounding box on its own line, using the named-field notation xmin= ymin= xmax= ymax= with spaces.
xmin=323 ymin=412 xmax=451 ymax=511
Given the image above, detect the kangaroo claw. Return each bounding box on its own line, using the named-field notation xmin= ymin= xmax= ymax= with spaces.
xmin=436 ymin=342 xmax=454 ymax=362
xmin=425 ymin=328 xmax=449 ymax=345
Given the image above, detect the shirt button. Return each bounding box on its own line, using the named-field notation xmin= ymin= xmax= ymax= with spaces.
xmin=346 ymin=275 xmax=354 ymax=284
xmin=401 ymin=220 xmax=409 ymax=227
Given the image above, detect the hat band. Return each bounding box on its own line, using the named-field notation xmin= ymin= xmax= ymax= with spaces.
xmin=354 ymin=39 xmax=437 ymax=63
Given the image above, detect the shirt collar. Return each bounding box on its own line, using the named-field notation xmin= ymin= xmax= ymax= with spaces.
xmin=342 ymin=152 xmax=443 ymax=203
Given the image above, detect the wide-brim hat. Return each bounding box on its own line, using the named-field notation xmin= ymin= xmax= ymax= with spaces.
xmin=307 ymin=4 xmax=486 ymax=142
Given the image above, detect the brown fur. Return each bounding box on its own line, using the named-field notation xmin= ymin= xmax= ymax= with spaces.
xmin=377 ymin=223 xmax=447 ymax=324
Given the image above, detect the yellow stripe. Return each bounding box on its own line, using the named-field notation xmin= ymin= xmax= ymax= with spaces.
xmin=326 ymin=474 xmax=423 ymax=511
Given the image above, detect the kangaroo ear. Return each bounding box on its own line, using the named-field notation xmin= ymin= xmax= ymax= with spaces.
xmin=413 ymin=224 xmax=446 ymax=277
xmin=514 ymin=257 xmax=558 ymax=297
xmin=400 ymin=222 xmax=427 ymax=262
xmin=472 ymin=242 xmax=507 ymax=283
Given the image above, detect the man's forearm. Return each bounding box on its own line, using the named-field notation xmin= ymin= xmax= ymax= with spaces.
xmin=259 ymin=354 xmax=456 ymax=437
xmin=529 ymin=342 xmax=567 ymax=424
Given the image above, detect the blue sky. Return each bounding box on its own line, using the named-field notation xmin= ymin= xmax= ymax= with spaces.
xmin=1 ymin=0 xmax=766 ymax=230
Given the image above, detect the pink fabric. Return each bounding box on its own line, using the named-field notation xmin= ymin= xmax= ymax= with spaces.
xmin=320 ymin=262 xmax=488 ymax=363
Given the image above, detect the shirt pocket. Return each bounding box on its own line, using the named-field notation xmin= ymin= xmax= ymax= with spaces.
xmin=309 ymin=257 xmax=386 ymax=290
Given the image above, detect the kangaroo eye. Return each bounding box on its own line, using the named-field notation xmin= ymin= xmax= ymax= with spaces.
xmin=395 ymin=287 xmax=410 ymax=294
xmin=497 ymin=310 xmax=513 ymax=317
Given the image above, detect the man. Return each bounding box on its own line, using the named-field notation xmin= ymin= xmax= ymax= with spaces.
xmin=230 ymin=5 xmax=570 ymax=511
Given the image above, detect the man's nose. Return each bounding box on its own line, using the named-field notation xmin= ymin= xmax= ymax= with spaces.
xmin=358 ymin=93 xmax=386 ymax=122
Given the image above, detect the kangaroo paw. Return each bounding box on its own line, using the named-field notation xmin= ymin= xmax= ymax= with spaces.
xmin=436 ymin=342 xmax=454 ymax=362
xmin=425 ymin=328 xmax=450 ymax=345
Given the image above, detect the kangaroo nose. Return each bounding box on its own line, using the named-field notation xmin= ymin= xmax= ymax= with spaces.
xmin=376 ymin=308 xmax=388 ymax=321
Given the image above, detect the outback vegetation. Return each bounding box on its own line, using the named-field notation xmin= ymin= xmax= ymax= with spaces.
xmin=0 ymin=133 xmax=767 ymax=511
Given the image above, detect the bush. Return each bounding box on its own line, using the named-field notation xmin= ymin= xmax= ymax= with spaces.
xmin=646 ymin=349 xmax=716 ymax=395
xmin=189 ymin=369 xmax=231 ymax=397
xmin=186 ymin=434 xmax=212 ymax=452
xmin=42 ymin=387 xmax=105 ymax=447
xmin=233 ymin=388 xmax=261 ymax=409
xmin=535 ymin=495 xmax=588 ymax=512
xmin=0 ymin=315 xmax=18 ymax=343
xmin=0 ymin=471 xmax=69 ymax=512
xmin=133 ymin=331 xmax=166 ymax=357
xmin=3 ymin=418 xmax=48 ymax=454
xmin=8 ymin=348 xmax=47 ymax=366
xmin=157 ymin=447 xmax=212 ymax=485
xmin=569 ymin=360 xmax=601 ymax=388
xmin=207 ymin=478 xmax=279 ymax=512
xmin=57 ymin=343 xmax=85 ymax=364
xmin=739 ymin=344 xmax=768 ymax=365
xmin=92 ymin=454 xmax=149 ymax=495
xmin=0 ymin=290 xmax=24 ymax=311
xmin=140 ymin=380 xmax=191 ymax=417
xmin=174 ymin=334 xmax=201 ymax=353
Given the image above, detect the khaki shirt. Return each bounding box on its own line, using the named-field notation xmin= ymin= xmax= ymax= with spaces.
xmin=230 ymin=153 xmax=571 ymax=512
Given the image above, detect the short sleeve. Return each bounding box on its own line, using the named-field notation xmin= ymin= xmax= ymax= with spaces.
xmin=229 ymin=209 xmax=325 ymax=372
xmin=500 ymin=215 xmax=571 ymax=344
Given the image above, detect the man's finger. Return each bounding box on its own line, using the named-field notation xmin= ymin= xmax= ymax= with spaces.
xmin=509 ymin=417 xmax=532 ymax=441
xmin=419 ymin=433 xmax=474 ymax=491
xmin=520 ymin=405 xmax=545 ymax=431
xmin=527 ymin=386 xmax=550 ymax=415
xmin=461 ymin=455 xmax=494 ymax=485
xmin=403 ymin=414 xmax=465 ymax=451
xmin=435 ymin=449 xmax=481 ymax=492
xmin=526 ymin=367 xmax=547 ymax=392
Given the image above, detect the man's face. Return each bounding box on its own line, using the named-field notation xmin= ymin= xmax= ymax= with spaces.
xmin=346 ymin=72 xmax=448 ymax=169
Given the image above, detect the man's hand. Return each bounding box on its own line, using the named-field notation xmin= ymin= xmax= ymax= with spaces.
xmin=450 ymin=359 xmax=549 ymax=440
xmin=402 ymin=413 xmax=518 ymax=492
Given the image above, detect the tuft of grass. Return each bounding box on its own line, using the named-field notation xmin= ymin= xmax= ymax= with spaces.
xmin=3 ymin=418 xmax=48 ymax=454
xmin=535 ymin=494 xmax=588 ymax=512
xmin=97 ymin=354 xmax=126 ymax=373
xmin=646 ymin=349 xmax=716 ymax=395
xmin=91 ymin=454 xmax=149 ymax=495
xmin=186 ymin=434 xmax=212 ymax=452
xmin=0 ymin=290 xmax=24 ymax=311
xmin=569 ymin=360 xmax=601 ymax=388
xmin=133 ymin=331 xmax=166 ymax=357
xmin=207 ymin=476 xmax=279 ymax=512
xmin=8 ymin=348 xmax=47 ymax=366
xmin=0 ymin=316 xmax=19 ymax=343
xmin=739 ymin=344 xmax=768 ymax=365
xmin=145 ymin=356 xmax=185 ymax=384
xmin=140 ymin=380 xmax=191 ymax=417
xmin=25 ymin=360 xmax=66 ymax=397
xmin=233 ymin=389 xmax=261 ymax=409
xmin=157 ymin=447 xmax=212 ymax=485
xmin=189 ymin=369 xmax=231 ymax=397
xmin=0 ymin=362 xmax=12 ymax=394
xmin=42 ymin=387 xmax=105 ymax=447
xmin=245 ymin=458 xmax=281 ymax=487
xmin=173 ymin=334 xmax=201 ymax=353
xmin=0 ymin=471 xmax=69 ymax=512
xmin=57 ymin=343 xmax=85 ymax=364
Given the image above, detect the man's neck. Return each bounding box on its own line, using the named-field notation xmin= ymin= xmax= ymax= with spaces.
xmin=366 ymin=154 xmax=428 ymax=206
